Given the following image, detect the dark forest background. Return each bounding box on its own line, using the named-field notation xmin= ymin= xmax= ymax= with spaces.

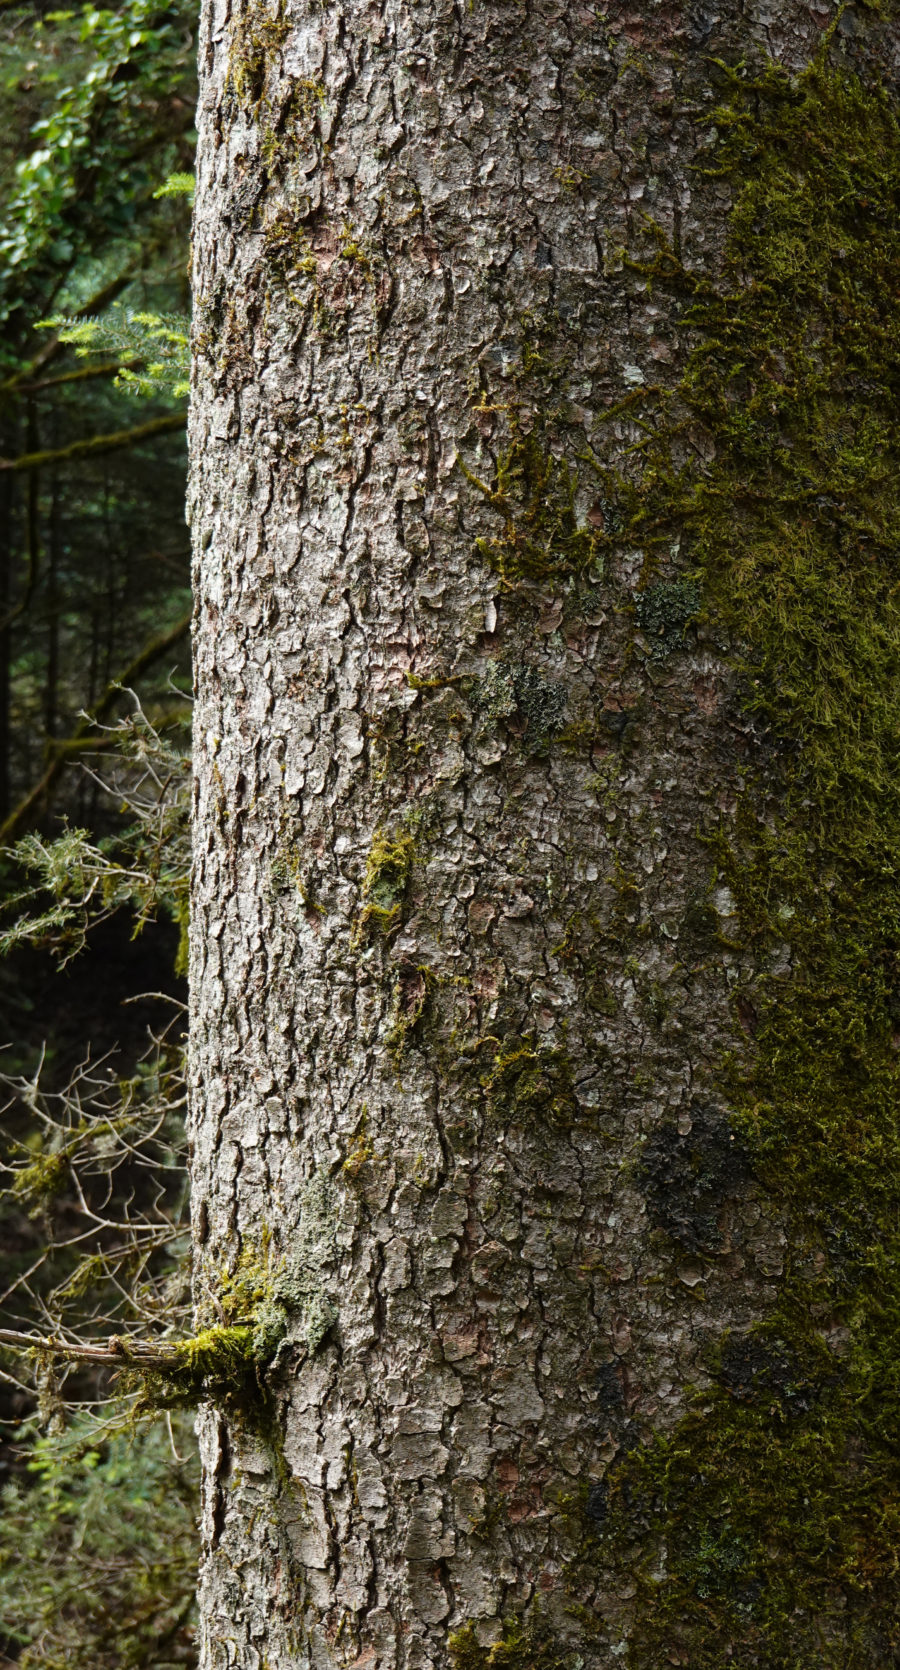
xmin=0 ymin=3 xmax=198 ymax=1664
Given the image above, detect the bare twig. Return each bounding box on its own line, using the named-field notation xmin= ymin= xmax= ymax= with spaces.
xmin=0 ymin=1327 xmax=184 ymax=1368
xmin=0 ymin=613 xmax=190 ymax=842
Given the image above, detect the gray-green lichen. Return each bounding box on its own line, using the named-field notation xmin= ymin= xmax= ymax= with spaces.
xmin=477 ymin=660 xmax=568 ymax=750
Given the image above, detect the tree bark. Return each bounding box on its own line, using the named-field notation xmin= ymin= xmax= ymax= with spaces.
xmin=189 ymin=3 xmax=900 ymax=1668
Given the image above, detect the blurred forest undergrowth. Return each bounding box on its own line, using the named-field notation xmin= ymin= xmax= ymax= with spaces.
xmin=0 ymin=2 xmax=199 ymax=1664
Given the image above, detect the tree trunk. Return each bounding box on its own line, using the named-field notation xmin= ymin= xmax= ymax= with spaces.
xmin=189 ymin=3 xmax=900 ymax=1667
xmin=44 ymin=471 xmax=61 ymax=743
xmin=0 ymin=466 xmax=11 ymax=824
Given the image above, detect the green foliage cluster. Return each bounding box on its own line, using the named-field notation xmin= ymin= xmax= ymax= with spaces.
xmin=44 ymin=305 xmax=191 ymax=399
xmin=591 ymin=41 xmax=900 ymax=1667
xmin=154 ymin=172 xmax=194 ymax=202
xmin=0 ymin=1416 xmax=197 ymax=1670
xmin=0 ymin=1 xmax=193 ymax=336
xmin=0 ymin=0 xmax=194 ymax=835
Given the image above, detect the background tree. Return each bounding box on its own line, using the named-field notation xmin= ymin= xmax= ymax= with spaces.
xmin=0 ymin=5 xmax=200 ymax=1665
xmin=0 ymin=0 xmax=195 ymax=842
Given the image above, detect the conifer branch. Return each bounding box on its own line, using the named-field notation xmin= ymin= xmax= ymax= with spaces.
xmin=0 ymin=413 xmax=186 ymax=474
xmin=17 ymin=359 xmax=142 ymax=394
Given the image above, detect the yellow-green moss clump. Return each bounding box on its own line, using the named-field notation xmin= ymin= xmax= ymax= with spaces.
xmin=134 ymin=1207 xmax=336 ymax=1421
xmin=449 ymin=1616 xmax=574 ymax=1670
xmin=460 ymin=413 xmax=602 ymax=583
xmin=482 ymin=1041 xmax=578 ymax=1131
xmin=131 ymin=1245 xmax=280 ymax=1413
xmin=227 ymin=0 xmax=289 ymax=113
xmin=592 ymin=40 xmax=900 ymax=1669
xmin=355 ymin=825 xmax=416 ymax=940
xmin=171 ymin=1323 xmax=255 ymax=1381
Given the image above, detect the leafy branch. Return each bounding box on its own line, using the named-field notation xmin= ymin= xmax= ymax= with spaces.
xmin=0 ymin=0 xmax=194 ymax=332
xmin=39 ymin=306 xmax=191 ymax=400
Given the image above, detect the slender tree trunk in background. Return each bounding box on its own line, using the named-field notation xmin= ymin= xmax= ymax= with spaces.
xmin=24 ymin=403 xmax=40 ymax=618
xmin=45 ymin=473 xmax=61 ymax=743
xmin=189 ymin=3 xmax=900 ymax=1667
xmin=102 ymin=475 xmax=117 ymax=691
xmin=0 ymin=468 xmax=11 ymax=825
xmin=0 ymin=389 xmax=22 ymax=820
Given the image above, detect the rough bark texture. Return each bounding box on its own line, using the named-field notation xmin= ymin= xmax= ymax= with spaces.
xmin=189 ymin=2 xmax=900 ymax=1667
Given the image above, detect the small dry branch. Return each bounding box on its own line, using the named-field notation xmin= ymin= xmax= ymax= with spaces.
xmin=0 ymin=1327 xmax=183 ymax=1368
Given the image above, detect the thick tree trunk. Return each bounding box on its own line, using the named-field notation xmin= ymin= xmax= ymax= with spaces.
xmin=189 ymin=2 xmax=900 ymax=1667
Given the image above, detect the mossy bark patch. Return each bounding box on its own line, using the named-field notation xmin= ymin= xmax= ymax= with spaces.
xmin=595 ymin=42 xmax=900 ymax=1668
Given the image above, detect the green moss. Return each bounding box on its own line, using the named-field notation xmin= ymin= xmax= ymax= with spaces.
xmin=172 ymin=888 xmax=190 ymax=978
xmin=342 ymin=1111 xmax=374 ymax=1178
xmin=228 ymin=0 xmax=289 ymax=112
xmin=263 ymin=212 xmax=373 ymax=334
xmin=449 ymin=1615 xmax=576 ymax=1670
xmin=337 ymin=221 xmax=374 ymax=281
xmin=364 ymin=828 xmax=415 ymax=909
xmin=261 ymin=74 xmax=326 ymax=169
xmin=263 ymin=205 xmax=318 ymax=295
xmin=355 ymin=825 xmax=416 ymax=940
xmin=590 ymin=38 xmax=900 ymax=1667
xmin=385 ymin=962 xmax=433 ymax=1059
xmin=271 ymin=837 xmax=324 ymax=914
xmin=225 ymin=0 xmax=329 ymax=193
xmin=135 ymin=1185 xmax=337 ymax=1428
xmin=171 ymin=1323 xmax=255 ymax=1380
xmin=460 ymin=412 xmax=601 ymax=583
xmin=482 ymin=1040 xmax=578 ymax=1130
